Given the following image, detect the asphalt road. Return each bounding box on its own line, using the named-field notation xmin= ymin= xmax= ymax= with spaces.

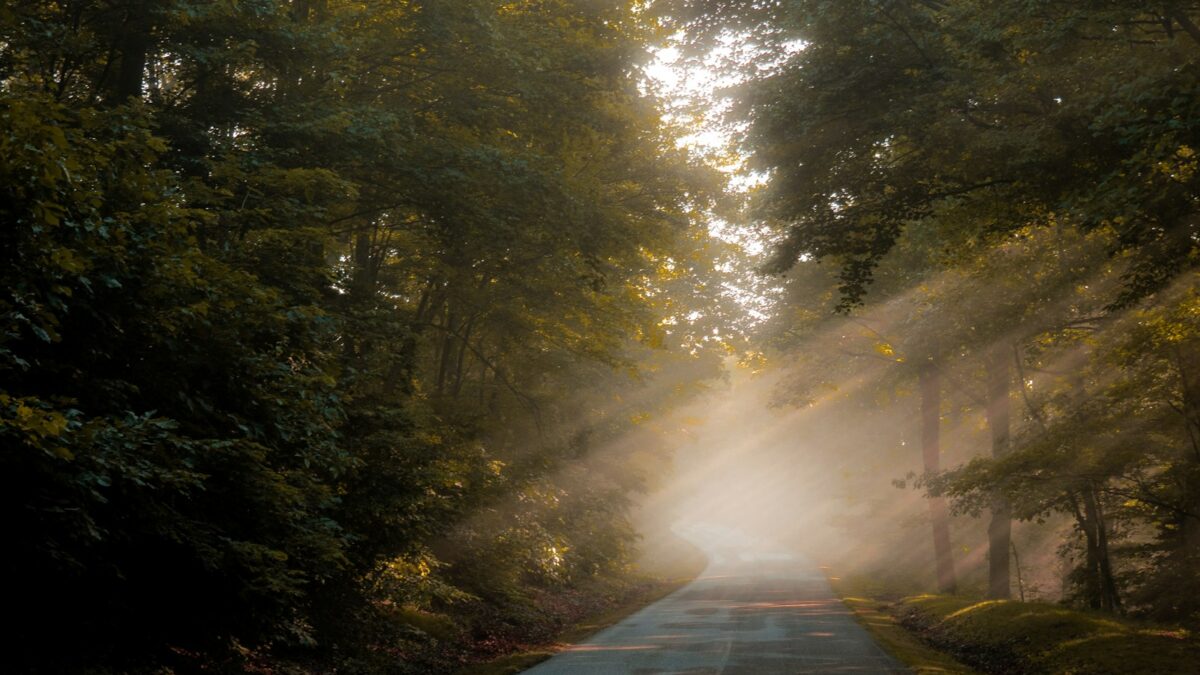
xmin=523 ymin=524 xmax=906 ymax=674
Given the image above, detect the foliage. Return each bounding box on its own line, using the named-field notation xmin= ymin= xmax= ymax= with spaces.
xmin=667 ymin=0 xmax=1200 ymax=626
xmin=1 ymin=1 xmax=727 ymax=671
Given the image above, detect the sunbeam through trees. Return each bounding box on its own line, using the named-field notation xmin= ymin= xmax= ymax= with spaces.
xmin=5 ymin=1 xmax=1200 ymax=673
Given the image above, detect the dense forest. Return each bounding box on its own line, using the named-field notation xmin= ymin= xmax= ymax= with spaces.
xmin=1 ymin=1 xmax=737 ymax=672
xmin=6 ymin=0 xmax=1200 ymax=673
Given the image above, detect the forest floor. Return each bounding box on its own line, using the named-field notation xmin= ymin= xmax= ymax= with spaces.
xmin=454 ymin=534 xmax=709 ymax=675
xmin=829 ymin=573 xmax=1200 ymax=675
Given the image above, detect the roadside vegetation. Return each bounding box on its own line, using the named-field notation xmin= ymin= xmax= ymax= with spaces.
xmin=664 ymin=0 xmax=1200 ymax=667
xmin=830 ymin=575 xmax=979 ymax=675
xmin=1 ymin=3 xmax=734 ymax=673
xmin=832 ymin=574 xmax=1200 ymax=675
xmin=455 ymin=528 xmax=708 ymax=674
xmin=897 ymin=595 xmax=1198 ymax=675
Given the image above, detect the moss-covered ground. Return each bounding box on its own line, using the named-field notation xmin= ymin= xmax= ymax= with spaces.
xmin=829 ymin=572 xmax=1200 ymax=675
xmin=829 ymin=574 xmax=979 ymax=674
xmin=897 ymin=594 xmax=1199 ymax=674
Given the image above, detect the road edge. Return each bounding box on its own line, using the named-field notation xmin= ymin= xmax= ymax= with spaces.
xmin=455 ymin=543 xmax=709 ymax=675
xmin=824 ymin=569 xmax=980 ymax=675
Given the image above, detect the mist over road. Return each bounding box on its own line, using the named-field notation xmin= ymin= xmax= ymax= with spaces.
xmin=523 ymin=523 xmax=904 ymax=674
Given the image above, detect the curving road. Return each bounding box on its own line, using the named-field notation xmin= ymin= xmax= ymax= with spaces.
xmin=523 ymin=524 xmax=906 ymax=674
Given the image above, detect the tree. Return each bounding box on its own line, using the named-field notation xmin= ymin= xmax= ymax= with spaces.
xmin=2 ymin=0 xmax=729 ymax=670
xmin=668 ymin=0 xmax=1200 ymax=607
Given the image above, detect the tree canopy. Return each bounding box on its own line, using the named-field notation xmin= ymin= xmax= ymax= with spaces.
xmin=665 ymin=0 xmax=1200 ymax=621
xmin=1 ymin=1 xmax=735 ymax=671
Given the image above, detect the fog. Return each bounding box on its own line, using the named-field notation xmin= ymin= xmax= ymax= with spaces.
xmin=630 ymin=330 xmax=1076 ymax=602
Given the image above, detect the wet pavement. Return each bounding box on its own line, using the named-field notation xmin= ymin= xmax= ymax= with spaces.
xmin=523 ymin=524 xmax=906 ymax=674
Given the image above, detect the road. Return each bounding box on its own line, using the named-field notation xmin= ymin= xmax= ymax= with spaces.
xmin=523 ymin=524 xmax=906 ymax=674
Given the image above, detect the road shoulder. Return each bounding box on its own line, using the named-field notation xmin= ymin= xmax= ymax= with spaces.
xmin=455 ymin=537 xmax=708 ymax=675
xmin=827 ymin=572 xmax=980 ymax=674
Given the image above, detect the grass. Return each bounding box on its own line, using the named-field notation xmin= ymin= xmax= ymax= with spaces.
xmin=827 ymin=571 xmax=1200 ymax=675
xmin=454 ymin=534 xmax=708 ymax=675
xmin=897 ymin=594 xmax=1200 ymax=675
xmin=828 ymin=573 xmax=980 ymax=674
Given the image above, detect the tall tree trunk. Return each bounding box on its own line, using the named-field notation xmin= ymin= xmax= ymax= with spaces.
xmin=919 ymin=362 xmax=957 ymax=593
xmin=1011 ymin=541 xmax=1025 ymax=602
xmin=384 ymin=280 xmax=438 ymax=397
xmin=343 ymin=231 xmax=378 ymax=361
xmin=984 ymin=344 xmax=1012 ymax=599
xmin=1071 ymin=488 xmax=1103 ymax=609
xmin=450 ymin=316 xmax=476 ymax=398
xmin=113 ymin=8 xmax=149 ymax=101
xmin=1087 ymin=483 xmax=1123 ymax=613
xmin=352 ymin=231 xmax=378 ymax=296
xmin=435 ymin=308 xmax=459 ymax=396
xmin=1067 ymin=486 xmax=1122 ymax=612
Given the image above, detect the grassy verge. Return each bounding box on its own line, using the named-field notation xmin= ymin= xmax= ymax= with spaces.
xmin=828 ymin=572 xmax=1200 ymax=675
xmin=896 ymin=594 xmax=1199 ymax=675
xmin=828 ymin=573 xmax=979 ymax=674
xmin=455 ymin=535 xmax=708 ymax=675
